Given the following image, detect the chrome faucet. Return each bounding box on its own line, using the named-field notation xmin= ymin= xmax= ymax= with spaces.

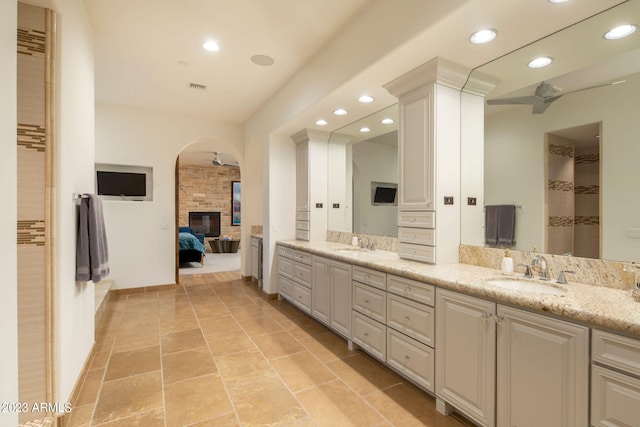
xmin=532 ymin=255 xmax=550 ymax=281
xmin=358 ymin=235 xmax=369 ymax=249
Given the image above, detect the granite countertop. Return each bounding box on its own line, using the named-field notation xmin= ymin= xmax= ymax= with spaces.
xmin=251 ymin=234 xmax=263 ymax=239
xmin=278 ymin=240 xmax=640 ymax=338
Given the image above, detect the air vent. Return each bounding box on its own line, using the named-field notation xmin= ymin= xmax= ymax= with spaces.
xmin=188 ymin=82 xmax=206 ymax=90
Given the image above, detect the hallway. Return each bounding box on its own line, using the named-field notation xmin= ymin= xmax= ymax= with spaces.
xmin=66 ymin=272 xmax=471 ymax=426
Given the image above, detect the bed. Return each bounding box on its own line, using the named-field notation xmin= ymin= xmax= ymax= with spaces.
xmin=179 ymin=231 xmax=207 ymax=265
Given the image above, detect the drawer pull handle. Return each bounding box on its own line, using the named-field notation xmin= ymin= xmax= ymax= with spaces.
xmin=405 ymin=286 xmax=412 ymax=293
xmin=364 ymin=299 xmax=370 ymax=304
xmin=364 ymin=332 xmax=369 ymax=337
xmin=405 ymin=355 xmax=410 ymax=360
xmin=404 ymin=316 xmax=411 ymax=322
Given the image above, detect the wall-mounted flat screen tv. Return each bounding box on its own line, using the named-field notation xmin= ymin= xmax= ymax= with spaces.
xmin=371 ymin=181 xmax=398 ymax=206
xmin=95 ymin=164 xmax=153 ymax=201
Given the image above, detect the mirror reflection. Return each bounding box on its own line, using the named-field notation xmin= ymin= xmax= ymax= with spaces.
xmin=461 ymin=0 xmax=640 ymax=262
xmin=327 ymin=105 xmax=399 ymax=237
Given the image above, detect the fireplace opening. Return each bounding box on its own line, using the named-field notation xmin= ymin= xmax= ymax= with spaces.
xmin=189 ymin=211 xmax=221 ymax=237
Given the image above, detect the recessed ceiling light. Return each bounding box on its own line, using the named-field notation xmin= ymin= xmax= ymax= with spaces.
xmin=251 ymin=54 xmax=275 ymax=66
xmin=359 ymin=127 xmax=371 ymax=133
xmin=528 ymin=56 xmax=553 ymax=68
xmin=381 ymin=118 xmax=394 ymax=125
xmin=548 ymin=0 xmax=569 ymax=4
xmin=315 ymin=119 xmax=328 ymax=126
xmin=604 ymin=24 xmax=637 ymax=40
xmin=178 ymin=60 xmax=189 ymax=66
xmin=333 ymin=108 xmax=348 ymax=116
xmin=202 ymin=40 xmax=220 ymax=52
xmin=358 ymin=95 xmax=375 ymax=103
xmin=469 ymin=28 xmax=497 ymax=44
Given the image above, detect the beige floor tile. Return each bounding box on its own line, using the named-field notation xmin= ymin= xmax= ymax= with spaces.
xmin=238 ymin=316 xmax=285 ymax=336
xmin=206 ymin=331 xmax=257 ymax=356
xmin=162 ymin=347 xmax=217 ymax=385
xmin=161 ymin=328 xmax=206 ymax=354
xmin=88 ymin=350 xmax=111 ymax=371
xmin=188 ymin=412 xmax=239 ymax=427
xmin=298 ymin=331 xmax=356 ymax=363
xmin=164 ymin=374 xmax=234 ymax=427
xmin=215 ymin=350 xmax=279 ymax=390
xmin=92 ymin=371 xmax=163 ymax=425
xmin=228 ymin=376 xmax=307 ymax=426
xmin=365 ymin=383 xmax=470 ymax=427
xmin=112 ymin=326 xmax=160 ymax=353
xmin=92 ymin=407 xmax=164 ymax=427
xmin=74 ymin=368 xmax=105 ymax=407
xmin=199 ymin=315 xmax=241 ymax=337
xmin=65 ymin=403 xmax=94 ymax=427
xmin=104 ymin=345 xmax=160 ymax=381
xmin=159 ymin=313 xmax=200 ymax=334
xmin=296 ymin=380 xmax=386 ymax=426
xmin=326 ymin=353 xmax=403 ymax=396
xmin=251 ymin=330 xmax=306 ymax=359
xmin=270 ymin=351 xmax=337 ymax=392
xmin=279 ymin=316 xmax=332 ymax=340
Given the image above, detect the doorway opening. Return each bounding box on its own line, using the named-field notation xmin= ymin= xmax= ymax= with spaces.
xmin=545 ymin=122 xmax=601 ymax=258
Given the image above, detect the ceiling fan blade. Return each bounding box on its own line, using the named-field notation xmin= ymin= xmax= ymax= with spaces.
xmin=531 ymin=95 xmax=563 ymax=114
xmin=562 ymin=80 xmax=624 ymax=96
xmin=487 ymin=95 xmax=540 ymax=106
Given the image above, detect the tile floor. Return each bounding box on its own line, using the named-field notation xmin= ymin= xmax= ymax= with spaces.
xmin=66 ymin=271 xmax=473 ymax=427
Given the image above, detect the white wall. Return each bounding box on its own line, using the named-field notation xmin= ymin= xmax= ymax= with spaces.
xmin=1 ymin=1 xmax=18 ymax=425
xmin=95 ymin=104 xmax=244 ymax=288
xmin=484 ymin=72 xmax=640 ymax=262
xmin=352 ymin=134 xmax=398 ymax=237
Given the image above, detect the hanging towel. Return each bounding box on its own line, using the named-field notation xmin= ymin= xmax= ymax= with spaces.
xmin=485 ymin=205 xmax=499 ymax=245
xmin=76 ymin=194 xmax=110 ymax=282
xmin=497 ymin=204 xmax=516 ymax=246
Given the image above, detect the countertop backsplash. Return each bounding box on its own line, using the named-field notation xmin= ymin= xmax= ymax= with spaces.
xmin=459 ymin=245 xmax=635 ymax=291
xmin=327 ymin=230 xmax=397 ymax=252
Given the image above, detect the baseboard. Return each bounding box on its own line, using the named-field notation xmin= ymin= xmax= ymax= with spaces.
xmin=110 ymin=283 xmax=178 ymax=295
xmin=56 ymin=341 xmax=96 ymax=427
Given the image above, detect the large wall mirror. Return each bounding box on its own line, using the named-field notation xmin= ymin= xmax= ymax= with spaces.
xmin=461 ymin=0 xmax=640 ymax=263
xmin=327 ymin=105 xmax=399 ymax=237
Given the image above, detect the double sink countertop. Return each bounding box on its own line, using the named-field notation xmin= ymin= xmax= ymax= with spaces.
xmin=277 ymin=240 xmax=640 ymax=338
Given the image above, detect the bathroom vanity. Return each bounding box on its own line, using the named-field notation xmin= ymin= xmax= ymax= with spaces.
xmin=276 ymin=240 xmax=640 ymax=427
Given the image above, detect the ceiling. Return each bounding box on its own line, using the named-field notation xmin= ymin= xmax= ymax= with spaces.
xmin=85 ymin=0 xmax=629 ymax=165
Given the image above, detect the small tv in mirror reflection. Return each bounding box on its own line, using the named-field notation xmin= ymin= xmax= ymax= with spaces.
xmin=371 ymin=182 xmax=397 ymax=206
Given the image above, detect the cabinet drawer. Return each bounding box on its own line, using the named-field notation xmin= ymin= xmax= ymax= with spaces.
xmin=352 ymin=311 xmax=386 ymax=362
xmin=277 ymin=245 xmax=295 ymax=259
xmin=387 ymin=294 xmax=434 ymax=346
xmin=293 ymin=262 xmax=312 ymax=287
xmin=593 ymin=329 xmax=640 ymax=377
xmin=352 ymin=265 xmax=386 ymax=290
xmin=398 ymin=242 xmax=435 ymax=264
xmin=398 ymin=227 xmax=435 ymax=246
xmin=291 ymin=250 xmax=312 ymax=265
xmin=387 ymin=328 xmax=434 ymax=392
xmin=292 ymin=282 xmax=311 ymax=314
xmin=591 ymin=365 xmax=640 ymax=427
xmin=398 ymin=211 xmax=435 ymax=228
xmin=295 ymin=229 xmax=310 ymax=241
xmin=296 ymin=220 xmax=310 ymax=231
xmin=296 ymin=211 xmax=310 ymax=221
xmin=278 ymin=256 xmax=293 ymax=279
xmin=352 ymin=282 xmax=386 ymax=323
xmin=387 ymin=275 xmax=434 ymax=307
xmin=279 ymin=276 xmax=293 ymax=300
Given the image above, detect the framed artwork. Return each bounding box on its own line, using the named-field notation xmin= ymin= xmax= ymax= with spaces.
xmin=232 ymin=181 xmax=241 ymax=226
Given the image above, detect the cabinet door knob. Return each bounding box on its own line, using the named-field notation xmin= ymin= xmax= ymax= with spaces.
xmin=364 ymin=299 xmax=370 ymax=304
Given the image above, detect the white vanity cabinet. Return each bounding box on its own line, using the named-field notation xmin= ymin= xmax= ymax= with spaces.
xmin=435 ymin=288 xmax=589 ymax=427
xmin=384 ymin=58 xmax=466 ymax=265
xmin=436 ymin=288 xmax=496 ymax=427
xmin=311 ymin=256 xmax=351 ymax=338
xmin=277 ymin=245 xmax=312 ymax=314
xmin=496 ymin=305 xmax=589 ymax=427
xmin=291 ymin=130 xmax=329 ymax=242
xmin=591 ymin=329 xmax=640 ymax=427
xmin=351 ymin=266 xmax=387 ymax=362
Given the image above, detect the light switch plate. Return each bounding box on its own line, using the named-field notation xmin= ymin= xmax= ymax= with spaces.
xmin=444 ymin=196 xmax=454 ymax=205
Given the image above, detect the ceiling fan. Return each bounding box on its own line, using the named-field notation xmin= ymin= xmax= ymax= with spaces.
xmin=486 ymin=80 xmax=624 ymax=114
xmin=211 ymin=152 xmax=239 ymax=167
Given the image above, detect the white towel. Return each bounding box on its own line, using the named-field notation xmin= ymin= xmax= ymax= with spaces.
xmin=76 ymin=194 xmax=110 ymax=282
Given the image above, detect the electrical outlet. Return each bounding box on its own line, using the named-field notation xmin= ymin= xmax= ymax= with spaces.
xmin=315 ymin=203 xmax=323 ymax=208
xmin=333 ymin=203 xmax=340 ymax=208
xmin=444 ymin=196 xmax=454 ymax=205
xmin=468 ymin=197 xmax=477 ymax=206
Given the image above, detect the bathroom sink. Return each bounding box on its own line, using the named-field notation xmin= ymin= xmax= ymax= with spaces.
xmin=485 ymin=277 xmax=566 ymax=295
xmin=334 ymin=247 xmax=368 ymax=253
